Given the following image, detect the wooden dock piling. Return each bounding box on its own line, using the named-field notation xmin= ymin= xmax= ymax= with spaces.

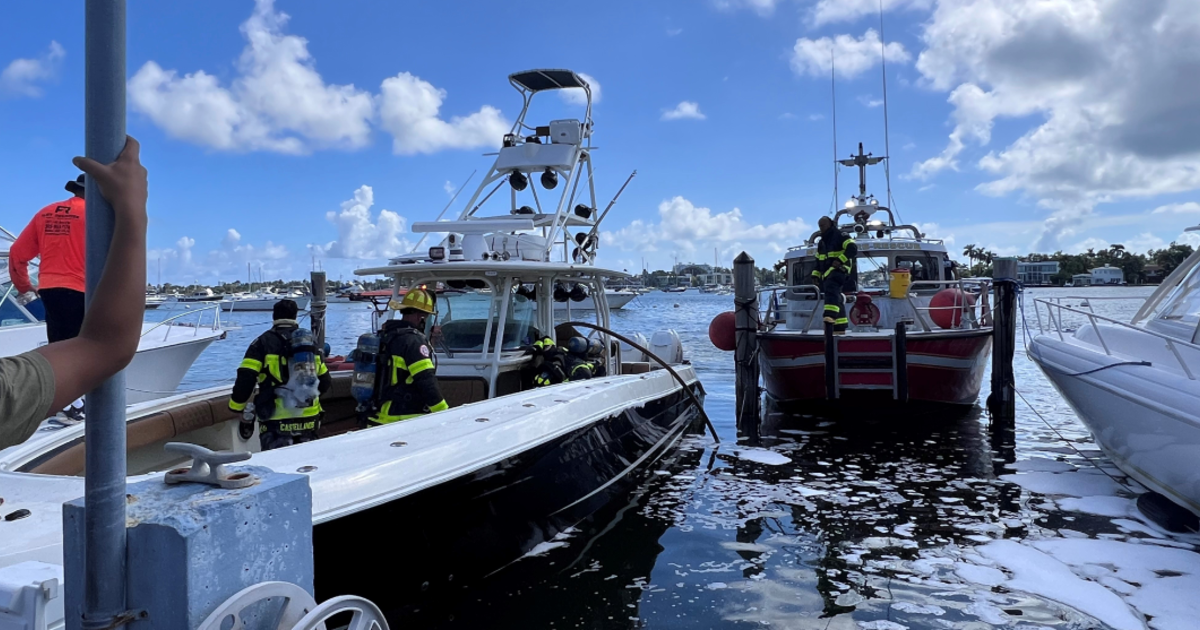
xmin=989 ymin=258 xmax=1018 ymax=421
xmin=733 ymin=252 xmax=760 ymax=441
xmin=310 ymin=271 xmax=327 ymax=353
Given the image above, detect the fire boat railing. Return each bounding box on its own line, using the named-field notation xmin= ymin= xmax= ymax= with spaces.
xmin=142 ymin=303 xmax=226 ymax=342
xmin=760 ymin=278 xmax=992 ymax=333
xmin=1032 ymin=297 xmax=1200 ymax=381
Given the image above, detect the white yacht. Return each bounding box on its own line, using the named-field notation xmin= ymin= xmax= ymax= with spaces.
xmin=1 ymin=238 xmax=226 ymax=406
xmin=0 ymin=69 xmax=705 ymax=611
xmin=1029 ymin=245 xmax=1200 ymax=518
xmin=221 ymin=289 xmax=312 ymax=312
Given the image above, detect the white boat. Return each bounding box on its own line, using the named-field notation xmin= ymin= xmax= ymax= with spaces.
xmin=1029 ymin=246 xmax=1200 ymax=518
xmin=0 ymin=69 xmax=705 ymax=613
xmin=157 ymin=288 xmax=225 ymax=311
xmin=221 ymin=290 xmax=312 ymax=312
xmin=144 ymin=293 xmax=167 ymax=309
xmin=0 ymin=280 xmax=226 ymax=407
xmin=550 ymin=289 xmax=637 ymax=311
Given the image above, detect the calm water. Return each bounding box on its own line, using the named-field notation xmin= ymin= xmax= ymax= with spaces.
xmin=150 ymin=286 xmax=1197 ymax=629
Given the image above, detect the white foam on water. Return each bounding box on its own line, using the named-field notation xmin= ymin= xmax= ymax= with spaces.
xmin=959 ymin=539 xmax=1145 ymax=630
xmin=890 ymin=602 xmax=945 ymax=616
xmin=706 ymin=581 xmax=728 ymax=590
xmin=1000 ymin=470 xmax=1124 ymax=497
xmin=953 ymin=563 xmax=1006 ymax=587
xmin=1056 ymin=495 xmax=1134 ymax=518
xmin=856 ymin=621 xmax=908 ymax=630
xmin=1012 ymin=458 xmax=1077 ymax=473
xmin=729 ymin=447 xmax=792 ymax=466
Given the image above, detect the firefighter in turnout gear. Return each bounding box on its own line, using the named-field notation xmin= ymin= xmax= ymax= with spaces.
xmin=368 ymin=288 xmax=449 ymax=425
xmin=563 ymin=336 xmax=606 ymax=381
xmin=813 ymin=216 xmax=858 ymax=334
xmin=229 ymin=299 xmax=333 ymax=451
xmin=526 ymin=333 xmax=567 ymax=387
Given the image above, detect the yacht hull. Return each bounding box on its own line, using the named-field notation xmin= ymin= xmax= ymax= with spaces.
xmin=221 ymin=296 xmax=312 ymax=311
xmin=0 ymin=369 xmax=704 ymax=603
xmin=1030 ymin=334 xmax=1200 ymax=516
xmin=0 ymin=321 xmax=223 ymax=405
xmin=312 ymin=381 xmax=702 ymax=608
xmin=549 ymin=292 xmax=637 ymax=311
xmin=759 ymin=329 xmax=992 ymax=406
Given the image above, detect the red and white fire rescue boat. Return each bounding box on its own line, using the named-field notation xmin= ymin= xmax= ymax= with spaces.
xmin=754 ymin=144 xmax=993 ymax=407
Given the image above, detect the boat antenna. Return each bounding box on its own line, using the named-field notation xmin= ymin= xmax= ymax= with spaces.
xmin=878 ymin=0 xmax=901 ymax=225
xmin=411 ymin=169 xmax=477 ymax=254
xmin=831 ymin=47 xmax=840 ymax=213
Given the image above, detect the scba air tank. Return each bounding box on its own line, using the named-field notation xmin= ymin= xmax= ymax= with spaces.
xmin=277 ymin=328 xmax=321 ymax=414
xmin=352 ymin=332 xmax=380 ymax=406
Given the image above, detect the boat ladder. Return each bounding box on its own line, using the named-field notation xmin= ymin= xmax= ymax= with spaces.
xmin=825 ymin=321 xmax=909 ymax=401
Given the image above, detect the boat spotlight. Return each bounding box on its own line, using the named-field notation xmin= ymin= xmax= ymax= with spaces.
xmin=845 ymin=199 xmax=856 ymax=209
xmin=541 ymin=168 xmax=558 ymax=190
xmin=509 ymin=171 xmax=528 ymax=191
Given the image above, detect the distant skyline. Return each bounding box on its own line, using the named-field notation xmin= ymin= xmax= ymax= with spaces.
xmin=3 ymin=0 xmax=1199 ymax=285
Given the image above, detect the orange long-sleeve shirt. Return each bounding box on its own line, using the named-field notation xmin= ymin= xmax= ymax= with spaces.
xmin=8 ymin=196 xmax=87 ymax=294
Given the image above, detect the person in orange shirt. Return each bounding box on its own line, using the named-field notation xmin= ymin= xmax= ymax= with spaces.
xmin=9 ymin=175 xmax=88 ymax=343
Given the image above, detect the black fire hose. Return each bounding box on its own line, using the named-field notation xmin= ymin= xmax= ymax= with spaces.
xmin=563 ymin=321 xmax=719 ymax=443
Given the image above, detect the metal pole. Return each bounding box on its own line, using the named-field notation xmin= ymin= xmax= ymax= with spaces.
xmin=82 ymin=1 xmax=127 ymax=628
xmin=310 ymin=271 xmax=327 ymax=352
xmin=733 ymin=252 xmax=759 ymax=441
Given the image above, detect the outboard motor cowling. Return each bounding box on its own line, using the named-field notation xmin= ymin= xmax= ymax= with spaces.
xmin=649 ymin=329 xmax=684 ymax=365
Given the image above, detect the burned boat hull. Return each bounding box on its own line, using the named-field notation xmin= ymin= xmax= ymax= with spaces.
xmin=313 ymin=382 xmax=703 ymax=607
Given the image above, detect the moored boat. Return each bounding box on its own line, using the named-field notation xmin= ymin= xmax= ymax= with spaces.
xmin=0 ymin=68 xmax=705 ymax=613
xmin=755 ymin=144 xmax=993 ymax=408
xmin=1029 ymin=242 xmax=1200 ymax=519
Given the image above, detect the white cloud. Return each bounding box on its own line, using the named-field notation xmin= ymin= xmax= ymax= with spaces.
xmin=603 ymin=196 xmax=811 ymax=258
xmin=1 ymin=41 xmax=65 ymax=98
xmin=1152 ymin=202 xmax=1200 ymax=215
xmin=811 ymin=0 xmax=932 ymax=26
xmin=377 ymin=72 xmax=508 ymax=155
xmin=661 ymin=101 xmax=706 ymax=121
xmin=559 ymin=72 xmax=600 ymax=106
xmin=129 ymin=0 xmax=504 ymax=156
xmin=310 ymin=185 xmax=411 ymax=259
xmin=790 ymin=29 xmax=911 ymax=79
xmin=910 ymin=0 xmax=1200 ymax=250
xmin=1123 ymin=232 xmax=1168 ymax=253
xmin=779 ymin=112 xmax=797 ymax=120
xmin=809 ymin=113 xmax=826 ymax=121
xmin=129 ymin=0 xmax=373 ymax=154
xmin=857 ymin=95 xmax=884 ymax=108
xmin=667 ymin=28 xmax=684 ymax=37
xmin=713 ymin=0 xmax=785 ymax=17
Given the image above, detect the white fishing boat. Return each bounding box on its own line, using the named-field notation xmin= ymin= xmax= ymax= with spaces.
xmin=221 ymin=290 xmax=312 ymax=312
xmin=0 ymin=69 xmax=706 ymax=612
xmin=549 ymin=288 xmax=637 ymax=311
xmin=0 ymin=235 xmax=227 ymax=407
xmin=1029 ymin=243 xmax=1200 ymax=521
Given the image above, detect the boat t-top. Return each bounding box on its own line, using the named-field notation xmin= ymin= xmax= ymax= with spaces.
xmin=0 ymin=69 xmax=706 ymax=614
xmin=756 ymin=143 xmax=993 ymax=407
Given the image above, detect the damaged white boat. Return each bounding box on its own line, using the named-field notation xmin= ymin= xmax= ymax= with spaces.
xmin=0 ymin=69 xmax=705 ymax=609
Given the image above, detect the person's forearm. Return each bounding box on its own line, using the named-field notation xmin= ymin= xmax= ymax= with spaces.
xmin=78 ymin=209 xmax=147 ymax=367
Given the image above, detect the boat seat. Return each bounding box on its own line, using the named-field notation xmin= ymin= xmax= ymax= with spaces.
xmin=621 ymin=362 xmax=652 ymax=374
xmin=26 ymin=397 xmax=234 ymax=476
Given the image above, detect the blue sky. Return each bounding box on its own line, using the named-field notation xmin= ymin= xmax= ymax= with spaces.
xmin=3 ymin=0 xmax=1199 ymax=284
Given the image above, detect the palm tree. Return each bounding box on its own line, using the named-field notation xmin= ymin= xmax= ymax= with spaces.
xmin=962 ymin=244 xmax=979 ymax=266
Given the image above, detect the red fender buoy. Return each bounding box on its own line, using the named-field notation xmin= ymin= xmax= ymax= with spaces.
xmin=709 ymin=311 xmax=737 ymax=351
xmin=930 ymin=288 xmax=976 ymax=329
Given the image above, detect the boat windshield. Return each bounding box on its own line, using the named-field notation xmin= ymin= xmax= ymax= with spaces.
xmin=1152 ymin=262 xmax=1200 ymax=324
xmin=437 ymin=289 xmax=536 ymax=352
